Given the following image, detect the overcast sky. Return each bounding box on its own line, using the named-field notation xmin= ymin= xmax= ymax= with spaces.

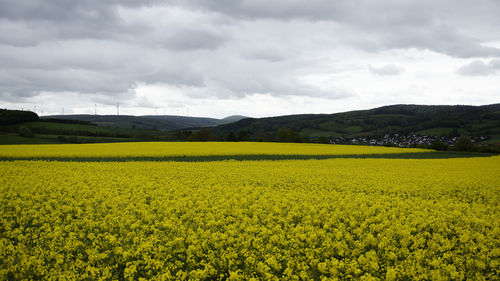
xmin=1 ymin=0 xmax=499 ymax=118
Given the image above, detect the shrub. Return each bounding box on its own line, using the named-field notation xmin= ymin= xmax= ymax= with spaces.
xmin=430 ymin=140 xmax=448 ymax=151
xmin=18 ymin=126 xmax=34 ymax=138
xmin=318 ymin=136 xmax=330 ymax=144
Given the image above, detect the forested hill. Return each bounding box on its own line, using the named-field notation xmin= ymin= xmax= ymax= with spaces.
xmin=0 ymin=109 xmax=39 ymax=125
xmin=212 ymin=104 xmax=500 ymax=142
xmin=42 ymin=114 xmax=248 ymax=131
xmin=2 ymin=104 xmax=499 ymax=145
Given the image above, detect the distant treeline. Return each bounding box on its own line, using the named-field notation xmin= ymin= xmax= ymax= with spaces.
xmin=0 ymin=109 xmax=39 ymax=125
xmin=28 ymin=128 xmax=135 ymax=138
xmin=171 ymin=127 xmax=499 ymax=153
xmin=41 ymin=118 xmax=96 ymax=126
xmin=0 ymin=125 xmax=136 ymax=139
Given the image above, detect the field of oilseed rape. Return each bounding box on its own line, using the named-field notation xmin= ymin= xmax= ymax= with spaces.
xmin=0 ymin=142 xmax=429 ymax=159
xmin=1 ymin=149 xmax=499 ymax=280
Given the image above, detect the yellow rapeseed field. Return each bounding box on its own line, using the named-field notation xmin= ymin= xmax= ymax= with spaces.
xmin=1 ymin=155 xmax=499 ymax=280
xmin=0 ymin=142 xmax=429 ymax=158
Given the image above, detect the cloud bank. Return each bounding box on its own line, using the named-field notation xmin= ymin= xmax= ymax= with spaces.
xmin=369 ymin=65 xmax=404 ymax=76
xmin=0 ymin=0 xmax=499 ymax=117
xmin=458 ymin=59 xmax=500 ymax=76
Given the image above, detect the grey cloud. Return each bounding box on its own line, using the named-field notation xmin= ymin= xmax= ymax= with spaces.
xmin=174 ymin=0 xmax=500 ymax=28
xmin=174 ymin=0 xmax=435 ymax=26
xmin=202 ymin=67 xmax=347 ymax=99
xmin=158 ymin=28 xmax=227 ymax=51
xmin=0 ymin=68 xmax=133 ymax=98
xmin=242 ymin=53 xmax=286 ymax=62
xmin=369 ymin=64 xmax=404 ymax=76
xmin=172 ymin=0 xmax=500 ymax=58
xmin=343 ymin=14 xmax=500 ymax=58
xmin=0 ymin=1 xmax=128 ymax=42
xmin=0 ymin=38 xmax=206 ymax=101
xmin=457 ymin=59 xmax=500 ymax=76
xmin=173 ymin=0 xmax=343 ymax=21
xmin=240 ymin=47 xmax=289 ymax=62
xmin=0 ymin=62 xmax=204 ymax=103
xmin=0 ymin=19 xmax=46 ymax=47
xmin=2 ymin=1 xmax=499 ymax=59
xmin=376 ymin=24 xmax=500 ymax=58
xmin=1 ymin=0 xmax=500 ymax=109
xmin=0 ymin=0 xmax=159 ymax=22
xmin=0 ymin=0 xmax=227 ymax=50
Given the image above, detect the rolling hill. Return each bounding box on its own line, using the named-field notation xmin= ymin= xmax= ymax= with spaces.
xmin=41 ymin=114 xmax=248 ymax=130
xmin=2 ymin=104 xmax=499 ymax=147
xmin=211 ymin=104 xmax=500 ymax=142
xmin=0 ymin=111 xmax=251 ymax=144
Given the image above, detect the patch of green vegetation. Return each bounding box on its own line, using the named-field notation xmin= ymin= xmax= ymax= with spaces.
xmin=317 ymin=120 xmax=339 ymax=130
xmin=1 ymin=120 xmax=169 ymax=140
xmin=300 ymin=128 xmax=340 ymax=137
xmin=94 ymin=122 xmax=117 ymax=127
xmin=0 ymin=151 xmax=495 ymax=162
xmin=46 ymin=134 xmax=147 ymax=143
xmin=23 ymin=121 xmax=111 ymax=134
xmin=480 ymin=135 xmax=500 ymax=144
xmin=470 ymin=121 xmax=498 ymax=131
xmin=41 ymin=114 xmax=221 ymax=131
xmin=0 ymin=134 xmax=60 ymax=144
xmin=370 ymin=114 xmax=411 ymax=118
xmin=344 ymin=126 xmax=363 ymax=134
xmin=0 ymin=132 xmax=155 ymax=145
xmin=416 ymin=127 xmax=457 ymax=136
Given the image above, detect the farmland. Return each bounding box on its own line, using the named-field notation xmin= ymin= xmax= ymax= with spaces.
xmin=0 ymin=142 xmax=430 ymax=160
xmin=0 ymin=143 xmax=499 ymax=280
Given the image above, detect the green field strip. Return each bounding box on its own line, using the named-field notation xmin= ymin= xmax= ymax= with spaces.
xmin=0 ymin=151 xmax=495 ymax=162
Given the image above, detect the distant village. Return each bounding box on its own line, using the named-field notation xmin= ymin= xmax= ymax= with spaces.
xmin=329 ymin=134 xmax=489 ymax=148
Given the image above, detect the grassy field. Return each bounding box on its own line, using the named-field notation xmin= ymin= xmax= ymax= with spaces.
xmin=300 ymin=128 xmax=340 ymax=138
xmin=0 ymin=133 xmax=143 ymax=145
xmin=0 ymin=134 xmax=61 ymax=144
xmin=1 ymin=120 xmax=170 ymax=141
xmin=481 ymin=135 xmax=500 ymax=144
xmin=22 ymin=121 xmax=168 ymax=136
xmin=22 ymin=121 xmax=114 ymax=134
xmin=0 ymin=119 xmax=173 ymax=145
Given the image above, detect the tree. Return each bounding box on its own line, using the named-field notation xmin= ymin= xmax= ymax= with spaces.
xmin=277 ymin=127 xmax=301 ymax=142
xmin=188 ymin=128 xmax=214 ymax=141
xmin=237 ymin=130 xmax=250 ymax=141
xmin=454 ymin=135 xmax=474 ymax=151
xmin=318 ymin=136 xmax=330 ymax=144
xmin=448 ymin=128 xmax=459 ymax=137
xmin=302 ymin=135 xmax=311 ymax=143
xmin=170 ymin=130 xmax=192 ymax=141
xmin=226 ymin=132 xmax=238 ymax=141
xmin=430 ymin=140 xmax=448 ymax=151
xmin=261 ymin=132 xmax=276 ymax=142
